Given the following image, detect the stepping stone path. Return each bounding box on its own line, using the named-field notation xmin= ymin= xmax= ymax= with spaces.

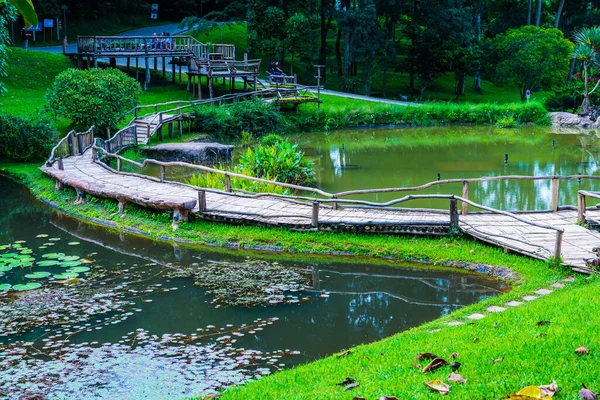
xmin=505 ymin=301 xmax=523 ymax=307
xmin=445 ymin=279 xmax=574 ymax=328
xmin=467 ymin=313 xmax=486 ymax=320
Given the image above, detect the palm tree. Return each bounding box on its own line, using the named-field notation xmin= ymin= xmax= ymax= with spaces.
xmin=573 ymin=27 xmax=600 ymax=114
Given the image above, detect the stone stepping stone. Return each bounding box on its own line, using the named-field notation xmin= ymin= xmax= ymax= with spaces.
xmin=486 ymin=306 xmax=506 ymax=313
xmin=467 ymin=313 xmax=486 ymax=320
xmin=522 ymin=295 xmax=538 ymax=302
xmin=534 ymin=288 xmax=553 ymax=295
xmin=550 ymin=282 xmax=565 ymax=289
xmin=505 ymin=301 xmax=523 ymax=307
xmin=563 ymin=276 xmax=576 ymax=282
xmin=447 ymin=321 xmax=464 ymax=326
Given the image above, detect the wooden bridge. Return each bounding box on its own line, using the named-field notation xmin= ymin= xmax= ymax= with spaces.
xmin=41 ymin=117 xmax=600 ymax=274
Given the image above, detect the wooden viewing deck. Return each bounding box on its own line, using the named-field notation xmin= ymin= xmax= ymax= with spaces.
xmin=41 ymin=124 xmax=600 ymax=274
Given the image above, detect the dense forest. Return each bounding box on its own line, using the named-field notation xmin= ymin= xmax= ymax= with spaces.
xmin=11 ymin=0 xmax=600 ymax=103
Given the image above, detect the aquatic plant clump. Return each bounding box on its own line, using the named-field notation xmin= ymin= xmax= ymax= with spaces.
xmin=168 ymin=260 xmax=313 ymax=307
xmin=0 ymin=325 xmax=298 ymax=399
xmin=0 ymin=286 xmax=130 ymax=336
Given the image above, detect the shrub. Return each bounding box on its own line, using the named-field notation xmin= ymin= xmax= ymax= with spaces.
xmin=0 ymin=113 xmax=57 ymax=161
xmin=261 ymin=133 xmax=283 ymax=147
xmin=544 ymin=80 xmax=600 ymax=113
xmin=45 ymin=68 xmax=141 ymax=132
xmin=187 ymin=165 xmax=290 ymax=195
xmin=191 ymin=99 xmax=280 ymax=141
xmin=239 ymin=140 xmax=315 ymax=186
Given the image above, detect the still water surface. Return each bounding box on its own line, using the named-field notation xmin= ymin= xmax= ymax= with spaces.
xmin=0 ymin=176 xmax=506 ymax=398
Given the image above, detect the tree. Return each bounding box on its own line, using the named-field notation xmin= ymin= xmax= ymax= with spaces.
xmin=46 ymin=68 xmax=141 ymax=132
xmin=573 ymin=26 xmax=600 ymax=113
xmin=284 ymin=13 xmax=315 ymax=76
xmin=1 ymin=0 xmax=37 ymax=27
xmin=492 ymin=26 xmax=573 ymax=101
xmin=247 ymin=0 xmax=285 ymax=61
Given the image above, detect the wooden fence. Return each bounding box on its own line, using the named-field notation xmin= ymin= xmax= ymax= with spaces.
xmin=46 ymin=126 xmax=95 ymax=168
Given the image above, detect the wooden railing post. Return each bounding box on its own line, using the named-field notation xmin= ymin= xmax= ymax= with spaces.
xmin=58 ymin=158 xmax=64 ymax=170
xmin=198 ymin=190 xmax=206 ymax=213
xmin=134 ymin=107 xmax=139 ymax=119
xmin=461 ymin=181 xmax=469 ymax=215
xmin=449 ymin=198 xmax=459 ymax=230
xmin=77 ymin=134 xmax=83 ymax=155
xmin=554 ymin=230 xmax=563 ymax=261
xmin=551 ymin=178 xmax=559 ymax=212
xmin=578 ymin=192 xmax=586 ymax=224
xmin=68 ymin=133 xmax=74 ymax=156
xmin=332 ymin=195 xmax=338 ymax=210
xmin=312 ymin=201 xmax=319 ymax=228
xmin=160 ymin=165 xmax=166 ymax=182
xmin=225 ymin=174 xmax=232 ymax=192
xmin=117 ymin=158 xmax=122 ymax=172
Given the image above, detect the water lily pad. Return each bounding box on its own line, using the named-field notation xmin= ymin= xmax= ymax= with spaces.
xmin=60 ymin=256 xmax=80 ymax=262
xmin=37 ymin=260 xmax=60 ymax=267
xmin=25 ymin=271 xmax=52 ymax=279
xmin=0 ymin=245 xmax=9 ymax=250
xmin=48 ymin=238 xmax=61 ymax=241
xmin=12 ymin=282 xmax=42 ymax=291
xmin=0 ymin=265 xmax=12 ymax=272
xmin=9 ymin=262 xmax=24 ymax=268
xmin=2 ymin=253 xmax=18 ymax=258
xmin=0 ymin=283 xmax=11 ymax=291
xmin=67 ymin=242 xmax=81 ymax=246
xmin=38 ymin=246 xmax=47 ymax=250
xmin=42 ymin=253 xmax=65 ymax=259
xmin=18 ymin=257 xmax=35 ymax=263
xmin=14 ymin=240 xmax=26 ymax=244
xmin=43 ymin=243 xmax=55 ymax=246
xmin=19 ymin=250 xmax=33 ymax=255
xmin=36 ymin=234 xmax=49 ymax=238
xmin=54 ymin=272 xmax=79 ymax=280
xmin=60 ymin=261 xmax=82 ymax=268
xmin=68 ymin=266 xmax=90 ymax=273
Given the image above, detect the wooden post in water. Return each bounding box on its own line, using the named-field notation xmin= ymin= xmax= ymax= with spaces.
xmin=461 ymin=181 xmax=469 ymax=215
xmin=225 ymin=175 xmax=232 ymax=192
xmin=198 ymin=190 xmax=206 ymax=213
xmin=577 ymin=192 xmax=586 ymax=224
xmin=554 ymin=230 xmax=563 ymax=261
xmin=312 ymin=201 xmax=319 ymax=228
xmin=551 ymin=178 xmax=559 ymax=212
xmin=449 ymin=198 xmax=459 ymax=230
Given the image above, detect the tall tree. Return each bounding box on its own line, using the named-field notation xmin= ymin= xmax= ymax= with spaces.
xmin=573 ymin=26 xmax=600 ymax=113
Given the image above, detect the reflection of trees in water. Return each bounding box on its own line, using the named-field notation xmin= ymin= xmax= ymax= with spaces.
xmin=0 ymin=177 xmax=49 ymax=237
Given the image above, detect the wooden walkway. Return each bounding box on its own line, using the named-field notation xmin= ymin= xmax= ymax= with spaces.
xmin=42 ymin=124 xmax=600 ymax=274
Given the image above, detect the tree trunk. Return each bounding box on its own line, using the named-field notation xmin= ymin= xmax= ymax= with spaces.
xmin=582 ymin=62 xmax=591 ymax=113
xmin=567 ymin=57 xmax=576 ymax=81
xmin=472 ymin=9 xmax=482 ymax=92
xmin=457 ymin=73 xmax=466 ymax=97
xmin=554 ymin=0 xmax=566 ymax=28
xmin=318 ymin=0 xmax=329 ymax=82
xmin=535 ymin=0 xmax=542 ymax=26
xmin=343 ymin=29 xmax=351 ymax=77
xmin=383 ymin=59 xmax=388 ymax=98
xmin=527 ymin=0 xmax=532 ymax=25
xmin=336 ymin=27 xmax=342 ymax=76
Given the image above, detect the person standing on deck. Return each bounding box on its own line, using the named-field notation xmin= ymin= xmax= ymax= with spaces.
xmin=21 ymin=27 xmax=31 ymax=50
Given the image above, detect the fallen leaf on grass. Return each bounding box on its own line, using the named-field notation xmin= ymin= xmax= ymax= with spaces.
xmin=580 ymin=384 xmax=597 ymax=400
xmin=343 ymin=382 xmax=360 ymax=391
xmin=447 ymin=372 xmax=467 ymax=384
xmin=538 ymin=380 xmax=558 ymax=397
xmin=378 ymin=397 xmax=399 ymax=400
xmin=336 ymin=377 xmax=355 ymax=386
xmin=473 ymin=337 xmax=479 ymax=343
xmin=357 ymin=355 xmax=371 ymax=360
xmin=507 ymin=381 xmax=559 ymax=399
xmin=416 ymin=352 xmax=438 ymax=361
xmin=491 ymin=357 xmax=504 ymax=364
xmin=536 ymin=320 xmax=551 ymax=326
xmin=422 ymin=358 xmax=448 ymax=373
xmin=449 ymin=352 xmax=459 ymax=359
xmin=203 ymin=394 xmax=221 ymax=400
xmin=575 ymin=346 xmax=590 ymax=355
xmin=352 ymin=397 xmax=366 ymax=400
xmin=412 ymin=362 xmax=422 ymax=370
xmin=424 ymin=380 xmax=450 ymax=395
xmin=450 ymin=362 xmax=461 ymax=372
xmin=337 ymin=350 xmax=352 ymax=358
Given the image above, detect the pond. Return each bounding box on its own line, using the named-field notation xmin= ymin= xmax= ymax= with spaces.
xmin=0 ymin=175 xmax=507 ymax=399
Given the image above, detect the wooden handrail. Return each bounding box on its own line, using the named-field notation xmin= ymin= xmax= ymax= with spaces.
xmin=46 ymin=126 xmax=95 ymax=167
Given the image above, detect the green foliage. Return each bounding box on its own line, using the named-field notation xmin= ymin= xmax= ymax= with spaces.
xmin=544 ymin=80 xmax=600 ymax=112
xmin=0 ymin=3 xmax=17 ymax=95
xmin=191 ymin=99 xmax=280 ymax=141
xmin=495 ymin=115 xmax=516 ymax=128
xmin=261 ymin=133 xmax=283 ymax=147
xmin=248 ymin=1 xmax=285 ymax=60
xmin=45 ymin=68 xmax=141 ymax=132
xmin=0 ymin=113 xmax=57 ymax=161
xmin=187 ymin=165 xmax=290 ymax=195
xmin=491 ymin=26 xmax=574 ymax=101
xmin=239 ymin=140 xmax=315 ymax=186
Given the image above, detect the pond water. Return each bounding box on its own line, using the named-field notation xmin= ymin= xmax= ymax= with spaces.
xmin=0 ymin=176 xmax=507 ymax=399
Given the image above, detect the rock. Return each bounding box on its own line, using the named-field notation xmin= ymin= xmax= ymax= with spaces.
xmin=550 ymin=112 xmax=600 ymax=130
xmin=142 ymin=142 xmax=233 ymax=165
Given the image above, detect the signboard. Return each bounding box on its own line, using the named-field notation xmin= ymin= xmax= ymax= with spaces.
xmin=43 ymin=19 xmax=54 ymax=28
xmin=28 ymin=22 xmax=42 ymax=32
xmin=150 ymin=4 xmax=158 ymax=19
xmin=525 ymin=89 xmax=531 ymax=100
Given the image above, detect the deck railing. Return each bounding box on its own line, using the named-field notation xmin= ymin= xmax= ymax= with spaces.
xmin=46 ymin=126 xmax=95 ymax=168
